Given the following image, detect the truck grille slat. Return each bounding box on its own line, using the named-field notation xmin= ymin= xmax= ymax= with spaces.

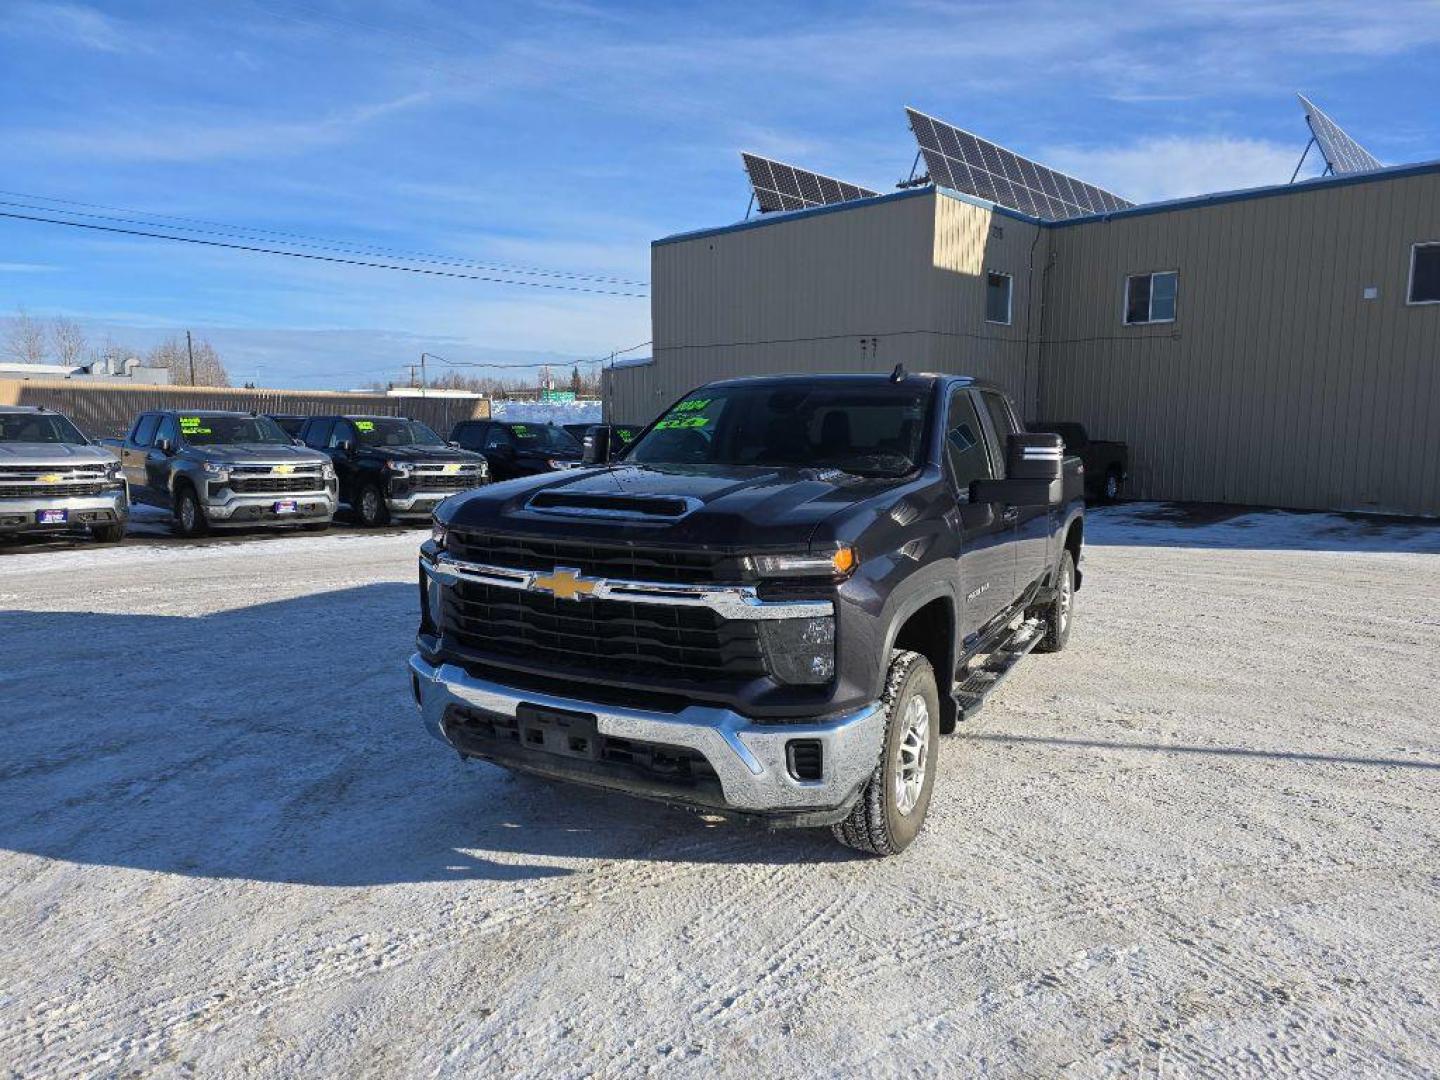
xmin=226 ymin=476 xmax=326 ymax=494
xmin=442 ymin=580 xmax=766 ymax=683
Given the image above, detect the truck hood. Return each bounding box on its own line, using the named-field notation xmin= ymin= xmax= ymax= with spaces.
xmin=442 ymin=462 xmax=900 ymax=549
xmin=360 ymin=445 xmax=486 ymax=465
xmin=0 ymin=442 xmax=118 ymax=465
xmin=180 ymin=443 xmax=331 ymax=465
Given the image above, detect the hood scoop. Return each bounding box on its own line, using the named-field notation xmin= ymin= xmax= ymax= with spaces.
xmin=526 ymin=490 xmax=697 ymax=520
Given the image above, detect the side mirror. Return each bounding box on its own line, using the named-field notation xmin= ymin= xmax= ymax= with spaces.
xmin=292 ymin=437 xmax=305 ymax=447
xmin=582 ymin=425 xmax=613 ymax=466
xmin=338 ymin=440 xmax=355 ymax=455
xmin=970 ymin=433 xmax=1064 ymax=507
xmin=156 ymin=438 xmax=174 ymax=454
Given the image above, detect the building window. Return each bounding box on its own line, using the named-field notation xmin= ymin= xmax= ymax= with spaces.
xmin=986 ymin=271 xmax=1012 ymax=325
xmin=1124 ymin=270 xmax=1178 ymax=325
xmin=1409 ymin=244 xmax=1440 ymax=305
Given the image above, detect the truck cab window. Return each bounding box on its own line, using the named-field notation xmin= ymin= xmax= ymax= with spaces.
xmin=154 ymin=415 xmax=178 ymax=448
xmin=132 ymin=414 xmax=159 ymax=446
xmin=979 ymin=391 xmax=1017 ymax=478
xmin=944 ymin=391 xmax=993 ymax=489
xmin=328 ymin=421 xmax=356 ymax=449
xmin=304 ymin=419 xmax=333 ymax=449
xmin=483 ymin=427 xmax=512 ymax=451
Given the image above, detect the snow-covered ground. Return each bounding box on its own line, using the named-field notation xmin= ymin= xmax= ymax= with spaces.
xmin=1 ymin=505 xmax=1438 ymax=1077
xmin=491 ymin=399 xmax=602 ymax=426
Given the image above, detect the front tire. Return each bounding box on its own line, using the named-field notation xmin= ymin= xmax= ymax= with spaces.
xmin=833 ymin=650 xmax=940 ymax=857
xmin=356 ymin=483 xmax=389 ymax=527
xmin=92 ymin=522 xmax=125 ymax=544
xmin=1033 ymin=549 xmax=1074 ymax=654
xmin=173 ymin=484 xmax=209 ymax=538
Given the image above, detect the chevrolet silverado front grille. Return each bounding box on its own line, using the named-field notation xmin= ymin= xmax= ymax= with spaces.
xmin=444 ymin=531 xmax=735 ymax=584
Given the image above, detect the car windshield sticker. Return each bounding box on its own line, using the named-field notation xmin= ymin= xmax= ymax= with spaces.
xmin=654 ymin=398 xmax=714 ymax=431
xmin=617 ymin=429 xmax=634 ymax=441
xmin=355 ymin=420 xmax=376 ymax=432
xmin=512 ymin=424 xmax=530 ymax=437
xmin=179 ymin=416 xmax=212 ymax=436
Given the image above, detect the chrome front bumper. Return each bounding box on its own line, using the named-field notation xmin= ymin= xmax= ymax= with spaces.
xmin=0 ymin=490 xmax=128 ymax=533
xmin=408 ymin=654 xmax=885 ymax=818
xmin=203 ymin=487 xmax=337 ymax=523
xmin=387 ymin=489 xmax=476 ymax=518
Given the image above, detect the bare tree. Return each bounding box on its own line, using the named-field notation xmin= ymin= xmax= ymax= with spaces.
xmin=147 ymin=334 xmax=231 ymax=387
xmin=3 ymin=307 xmax=48 ymax=364
xmin=50 ymin=317 xmax=89 ymax=368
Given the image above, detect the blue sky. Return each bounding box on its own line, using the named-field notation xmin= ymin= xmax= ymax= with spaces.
xmin=2 ymin=0 xmax=1438 ymax=388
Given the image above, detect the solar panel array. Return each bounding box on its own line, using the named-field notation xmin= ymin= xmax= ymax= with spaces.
xmin=741 ymin=152 xmax=878 ymax=213
xmin=1297 ymin=94 xmax=1381 ymax=175
xmin=905 ymin=107 xmax=1132 ymax=221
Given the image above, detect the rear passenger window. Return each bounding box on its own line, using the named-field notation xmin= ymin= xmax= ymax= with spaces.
xmin=328 ymin=421 xmax=355 ymax=449
xmin=132 ymin=414 xmax=159 ymax=446
xmin=483 ymin=427 xmax=512 ymax=451
xmin=454 ymin=423 xmax=485 ymax=450
xmin=943 ymin=392 xmax=993 ymax=491
xmin=304 ymin=419 xmax=333 ymax=449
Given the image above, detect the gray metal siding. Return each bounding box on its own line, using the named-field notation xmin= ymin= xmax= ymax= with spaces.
xmin=1039 ymin=170 xmax=1440 ymax=516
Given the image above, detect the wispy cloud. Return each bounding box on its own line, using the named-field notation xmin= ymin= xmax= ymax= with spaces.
xmin=1044 ymin=136 xmax=1313 ymax=203
xmin=0 ymin=262 xmax=62 ymax=274
xmin=6 ymin=2 xmax=148 ymax=54
xmin=9 ymin=92 xmax=432 ymax=163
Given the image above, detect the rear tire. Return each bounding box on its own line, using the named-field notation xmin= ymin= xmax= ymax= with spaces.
xmin=92 ymin=522 xmax=125 ymax=544
xmin=173 ymin=484 xmax=209 ymax=538
xmin=832 ymin=650 xmax=940 ymax=857
xmin=1101 ymin=468 xmax=1122 ymax=502
xmin=1033 ymin=550 xmax=1074 ymax=654
xmin=357 ymin=483 xmax=389 ymax=527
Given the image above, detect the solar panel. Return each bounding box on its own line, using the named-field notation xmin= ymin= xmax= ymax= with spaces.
xmin=1297 ymin=94 xmax=1381 ymax=175
xmin=905 ymin=107 xmax=1133 ymax=221
xmin=741 ymin=152 xmax=878 ymax=213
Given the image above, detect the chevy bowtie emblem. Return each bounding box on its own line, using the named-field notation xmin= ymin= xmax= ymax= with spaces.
xmin=273 ymin=464 xmax=295 ymax=474
xmin=531 ymin=567 xmax=598 ymax=601
xmin=38 ymin=473 xmax=63 ymax=483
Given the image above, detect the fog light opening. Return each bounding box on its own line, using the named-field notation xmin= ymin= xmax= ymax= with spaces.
xmin=786 ymin=739 xmax=824 ymax=782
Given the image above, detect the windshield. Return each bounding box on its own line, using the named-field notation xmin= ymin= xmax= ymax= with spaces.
xmin=180 ymin=415 xmax=291 ymax=446
xmin=352 ymin=418 xmax=445 ymax=447
xmin=0 ymin=412 xmax=87 ymax=444
xmin=627 ymin=384 xmax=930 ymax=477
xmin=508 ymin=423 xmax=580 ymax=453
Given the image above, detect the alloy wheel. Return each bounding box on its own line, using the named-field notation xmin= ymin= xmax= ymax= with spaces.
xmin=894 ymin=693 xmax=931 ymax=816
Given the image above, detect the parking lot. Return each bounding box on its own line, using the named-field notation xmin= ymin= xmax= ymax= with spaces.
xmin=2 ymin=504 xmax=1438 ymax=1078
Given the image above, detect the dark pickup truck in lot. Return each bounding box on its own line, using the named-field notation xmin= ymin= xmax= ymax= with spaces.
xmin=299 ymin=414 xmax=488 ymax=526
xmin=450 ymin=419 xmax=582 ymax=482
xmin=0 ymin=405 xmax=128 ymax=543
xmin=1031 ymin=422 xmax=1127 ymax=502
xmin=111 ymin=410 xmax=337 ymax=536
xmin=411 ymin=371 xmax=1084 ymax=855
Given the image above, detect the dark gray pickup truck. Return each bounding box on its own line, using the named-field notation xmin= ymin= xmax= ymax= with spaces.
xmin=110 ymin=410 xmax=338 ymax=536
xmin=411 ymin=370 xmax=1085 ymax=856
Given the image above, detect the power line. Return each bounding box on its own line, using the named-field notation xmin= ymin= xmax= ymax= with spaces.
xmin=0 ymin=190 xmax=648 ymax=287
xmin=0 ymin=210 xmax=649 ymax=298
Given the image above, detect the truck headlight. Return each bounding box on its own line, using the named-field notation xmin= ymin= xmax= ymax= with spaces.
xmin=759 ymin=617 xmax=836 ymax=685
xmin=747 ymin=547 xmax=857 ymax=580
xmin=386 ymin=460 xmax=413 ymax=474
xmin=321 ymin=462 xmax=335 ymax=479
xmin=201 ymin=461 xmax=230 ymax=479
xmin=431 ymin=518 xmax=447 ymax=550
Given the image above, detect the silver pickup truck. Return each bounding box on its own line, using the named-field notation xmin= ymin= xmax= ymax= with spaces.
xmin=0 ymin=405 xmax=128 ymax=543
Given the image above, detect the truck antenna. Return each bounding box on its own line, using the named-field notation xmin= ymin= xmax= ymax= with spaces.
xmin=889 ymin=363 xmax=907 ymax=383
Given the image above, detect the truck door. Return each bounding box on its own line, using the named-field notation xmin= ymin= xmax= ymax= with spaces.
xmin=323 ymin=420 xmax=358 ymax=501
xmin=943 ymin=388 xmax=1014 ymax=641
xmin=123 ymin=414 xmax=159 ymax=497
xmin=147 ymin=414 xmax=179 ymax=508
xmin=980 ymin=390 xmax=1049 ymax=595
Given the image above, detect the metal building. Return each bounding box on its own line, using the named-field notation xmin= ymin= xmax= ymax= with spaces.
xmin=607 ymin=161 xmax=1440 ymax=517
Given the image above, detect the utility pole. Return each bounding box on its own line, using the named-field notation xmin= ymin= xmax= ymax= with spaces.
xmin=186 ymin=330 xmax=197 ymax=386
xmin=419 ymin=352 xmax=427 ymax=393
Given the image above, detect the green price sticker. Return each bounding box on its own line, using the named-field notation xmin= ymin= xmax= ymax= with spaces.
xmin=355 ymin=420 xmax=375 ymax=432
xmin=654 ymin=416 xmax=709 ymax=431
xmin=512 ymin=425 xmax=530 ymax=436
xmin=671 ymin=398 xmax=711 ymax=414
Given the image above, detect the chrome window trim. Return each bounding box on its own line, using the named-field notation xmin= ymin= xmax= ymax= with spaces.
xmin=426 ymin=554 xmax=832 ymax=621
